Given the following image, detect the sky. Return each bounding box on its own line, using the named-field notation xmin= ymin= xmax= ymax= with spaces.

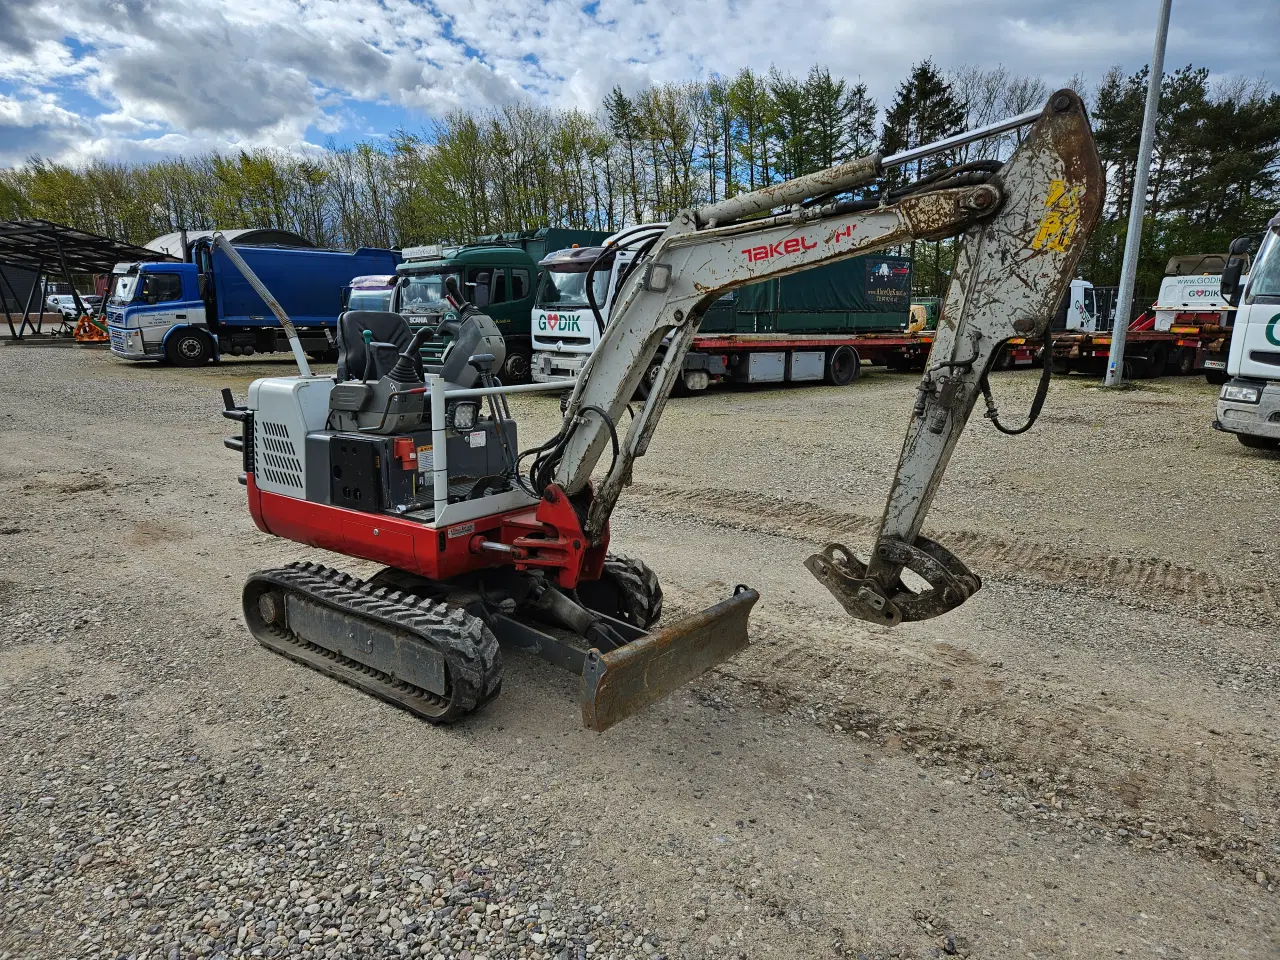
xmin=1 ymin=0 xmax=1277 ymax=168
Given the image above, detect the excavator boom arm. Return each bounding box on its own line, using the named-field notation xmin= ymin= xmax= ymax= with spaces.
xmin=552 ymin=90 xmax=1102 ymax=626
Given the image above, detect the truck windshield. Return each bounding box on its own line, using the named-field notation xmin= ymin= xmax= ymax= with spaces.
xmin=1246 ymin=229 xmax=1280 ymax=300
xmin=399 ymin=272 xmax=460 ymax=316
xmin=109 ymin=274 xmax=138 ymax=304
xmin=537 ymin=267 xmax=610 ymax=309
xmin=348 ymin=288 xmax=394 ymax=311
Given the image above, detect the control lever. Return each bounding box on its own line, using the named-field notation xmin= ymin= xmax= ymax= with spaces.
xmin=445 ymin=276 xmax=476 ymax=317
xmin=469 ymin=352 xmax=496 ymax=387
xmin=385 ymin=325 xmax=433 ymax=384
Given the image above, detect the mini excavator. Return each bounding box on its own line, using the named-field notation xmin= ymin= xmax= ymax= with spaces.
xmin=222 ymin=90 xmax=1102 ymax=731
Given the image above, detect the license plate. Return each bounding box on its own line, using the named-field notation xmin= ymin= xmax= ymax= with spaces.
xmin=1204 ymin=360 xmax=1226 ymax=369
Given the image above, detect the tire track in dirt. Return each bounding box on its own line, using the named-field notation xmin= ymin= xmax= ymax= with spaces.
xmin=625 ymin=482 xmax=1279 ymax=626
xmin=657 ymin=583 xmax=1280 ymax=883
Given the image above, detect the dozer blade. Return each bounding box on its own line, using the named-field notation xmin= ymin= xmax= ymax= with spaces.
xmin=580 ymin=585 xmax=759 ymax=732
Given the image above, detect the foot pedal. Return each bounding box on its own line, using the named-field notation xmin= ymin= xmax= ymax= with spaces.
xmin=580 ymin=585 xmax=758 ymax=732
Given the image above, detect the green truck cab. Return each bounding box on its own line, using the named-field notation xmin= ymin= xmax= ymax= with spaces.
xmin=393 ymin=244 xmax=538 ymax=382
xmin=393 ymin=230 xmax=608 ymax=382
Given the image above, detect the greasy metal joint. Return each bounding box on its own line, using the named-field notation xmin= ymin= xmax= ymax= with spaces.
xmin=962 ymin=185 xmax=1000 ymax=211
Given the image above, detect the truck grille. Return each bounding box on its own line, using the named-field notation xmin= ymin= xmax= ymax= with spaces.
xmin=533 ymin=334 xmax=592 ymax=348
xmin=109 ymin=326 xmax=126 ymax=351
xmin=256 ymin=420 xmax=304 ymax=490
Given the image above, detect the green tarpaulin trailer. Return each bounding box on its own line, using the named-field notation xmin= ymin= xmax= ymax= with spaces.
xmin=703 ymin=254 xmax=913 ymax=334
xmin=472 ymin=228 xmax=612 ymax=265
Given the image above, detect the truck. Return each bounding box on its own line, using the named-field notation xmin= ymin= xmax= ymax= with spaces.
xmin=530 ymin=244 xmax=931 ymax=391
xmin=389 ymin=230 xmax=609 ymax=383
xmin=106 ymin=238 xmax=400 ymax=366
xmin=1214 ymin=215 xmax=1280 ymax=450
xmin=1048 ymin=258 xmax=1237 ymax=379
xmin=344 ymin=275 xmax=398 ymax=312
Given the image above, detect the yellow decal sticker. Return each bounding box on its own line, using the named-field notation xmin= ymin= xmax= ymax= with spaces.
xmin=1031 ymin=179 xmax=1082 ymax=252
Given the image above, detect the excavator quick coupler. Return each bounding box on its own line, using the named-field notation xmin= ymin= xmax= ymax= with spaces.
xmin=804 ymin=537 xmax=982 ymax=628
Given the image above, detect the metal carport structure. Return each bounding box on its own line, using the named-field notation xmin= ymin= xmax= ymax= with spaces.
xmin=0 ymin=220 xmax=178 ymax=339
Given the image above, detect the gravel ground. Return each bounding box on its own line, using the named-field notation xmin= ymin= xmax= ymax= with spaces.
xmin=0 ymin=345 xmax=1277 ymax=960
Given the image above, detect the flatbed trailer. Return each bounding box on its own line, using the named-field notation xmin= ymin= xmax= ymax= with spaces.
xmin=688 ymin=330 xmax=935 ymax=386
xmin=1050 ymin=320 xmax=1231 ymax=379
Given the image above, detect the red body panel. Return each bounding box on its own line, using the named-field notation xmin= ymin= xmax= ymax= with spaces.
xmin=246 ymin=474 xmax=608 ymax=586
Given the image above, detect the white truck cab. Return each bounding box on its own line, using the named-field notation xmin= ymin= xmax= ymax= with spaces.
xmin=1053 ymin=277 xmax=1100 ymax=332
xmin=530 ymin=243 xmax=636 ymax=382
xmin=1151 ymin=272 xmax=1232 ymax=331
xmin=1215 ymin=213 xmax=1280 ymax=450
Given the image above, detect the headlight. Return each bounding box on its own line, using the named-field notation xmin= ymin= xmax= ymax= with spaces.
xmin=1221 ymin=383 xmax=1261 ymax=403
xmin=447 ymin=401 xmax=479 ymax=432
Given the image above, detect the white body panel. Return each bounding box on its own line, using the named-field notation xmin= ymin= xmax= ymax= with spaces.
xmin=248 ymin=376 xmax=333 ymax=497
xmin=1227 ymin=220 xmax=1280 ymax=382
xmin=1152 ymin=274 xmax=1231 ymax=331
xmin=107 ymin=304 xmax=208 ymax=359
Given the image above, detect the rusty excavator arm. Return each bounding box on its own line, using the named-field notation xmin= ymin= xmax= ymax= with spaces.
xmin=549 ymin=89 xmax=1103 ymax=626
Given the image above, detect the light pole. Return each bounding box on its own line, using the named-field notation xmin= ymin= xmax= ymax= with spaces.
xmin=1104 ymin=0 xmax=1173 ymax=387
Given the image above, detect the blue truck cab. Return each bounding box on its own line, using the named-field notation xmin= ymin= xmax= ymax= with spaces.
xmin=107 ymin=239 xmax=400 ymax=366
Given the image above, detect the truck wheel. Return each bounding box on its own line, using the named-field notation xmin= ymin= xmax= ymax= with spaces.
xmin=501 ymin=348 xmax=531 ymax=384
xmin=165 ymin=329 xmax=215 ymax=367
xmin=824 ymin=346 xmax=860 ymax=386
xmin=1237 ymin=433 xmax=1280 ymax=451
xmin=1174 ymin=349 xmax=1194 ymax=376
xmin=1205 ymin=369 xmax=1228 ymax=386
xmin=634 ymin=360 xmax=664 ymax=400
xmin=1147 ymin=345 xmax=1168 ymax=378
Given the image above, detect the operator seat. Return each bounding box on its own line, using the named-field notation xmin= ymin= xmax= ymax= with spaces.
xmin=336 ymin=310 xmax=423 ymax=382
xmin=470 ymin=273 xmax=491 ymax=309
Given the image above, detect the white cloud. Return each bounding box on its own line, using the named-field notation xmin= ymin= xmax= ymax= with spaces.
xmin=0 ymin=88 xmax=96 ymax=162
xmin=1 ymin=0 xmax=1276 ymax=166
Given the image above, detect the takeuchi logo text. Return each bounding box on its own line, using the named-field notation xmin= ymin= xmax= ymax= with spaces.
xmin=742 ymin=236 xmax=817 ymax=263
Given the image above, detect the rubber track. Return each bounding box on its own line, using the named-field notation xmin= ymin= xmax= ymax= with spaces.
xmin=245 ymin=562 xmax=502 ymax=723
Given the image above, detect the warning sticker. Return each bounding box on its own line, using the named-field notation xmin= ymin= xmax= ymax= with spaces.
xmin=468 ymin=431 xmax=487 ymax=448
xmin=417 ymin=446 xmax=434 ymax=474
xmin=447 ymin=521 xmax=476 ymax=539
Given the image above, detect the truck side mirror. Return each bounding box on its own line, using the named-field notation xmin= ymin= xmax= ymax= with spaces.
xmin=1228 ymin=235 xmax=1252 ymax=256
xmin=1220 ymin=257 xmax=1245 ymax=307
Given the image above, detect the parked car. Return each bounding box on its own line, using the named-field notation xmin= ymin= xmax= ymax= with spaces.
xmin=46 ymin=294 xmax=101 ymax=319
